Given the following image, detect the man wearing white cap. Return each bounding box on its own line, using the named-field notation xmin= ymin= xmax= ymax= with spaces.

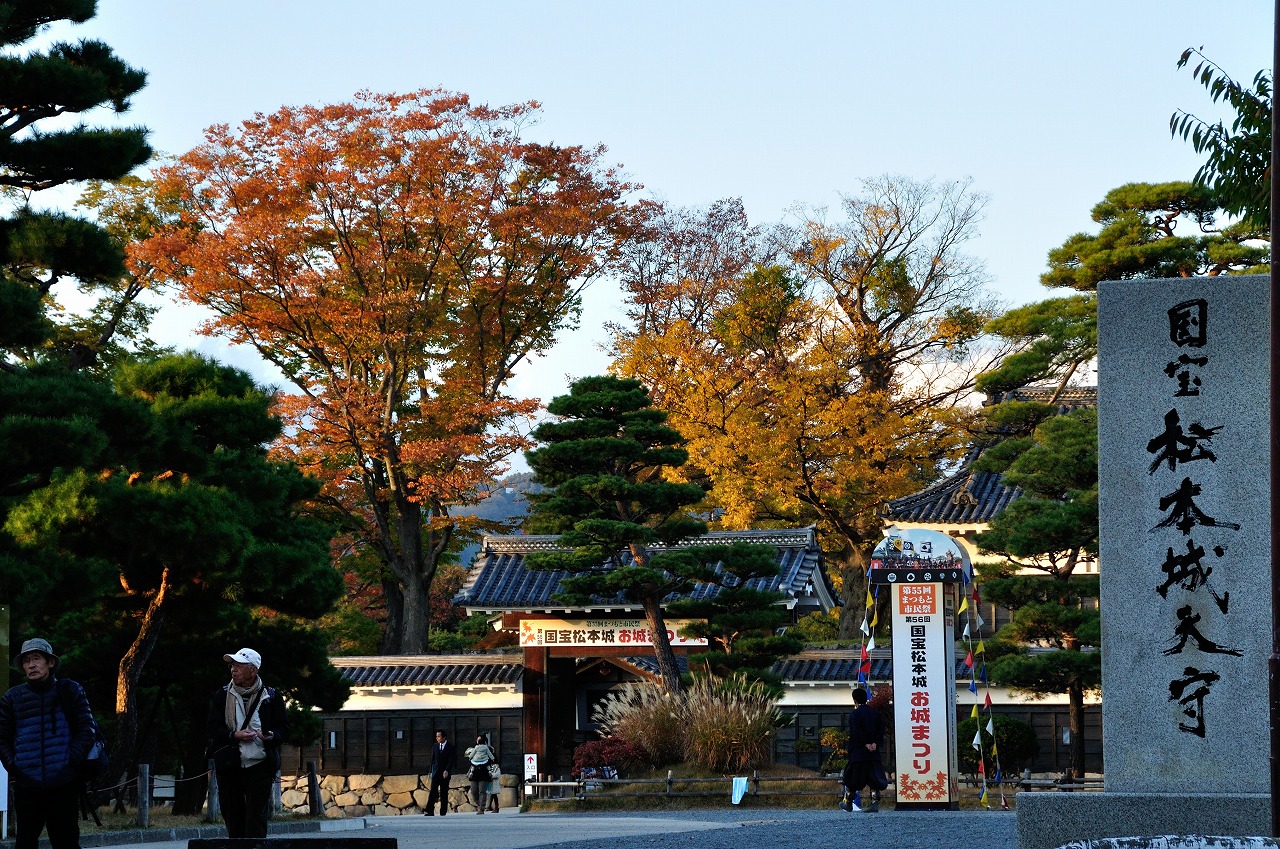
xmin=206 ymin=647 xmax=288 ymax=838
xmin=0 ymin=638 xmax=96 ymax=849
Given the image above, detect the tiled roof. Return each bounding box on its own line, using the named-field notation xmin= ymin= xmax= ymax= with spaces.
xmin=886 ymin=385 xmax=1097 ymax=526
xmin=884 ymin=464 xmax=1022 ymax=525
xmin=988 ymin=386 xmax=1098 ymax=410
xmin=608 ymin=655 xmax=692 ymax=678
xmin=455 ymin=527 xmax=827 ymax=613
xmin=770 ymin=650 xmax=973 ymax=683
xmin=772 ymin=652 xmax=891 ymax=682
xmin=332 ymin=655 xmax=522 ymax=689
xmin=327 ymin=650 xmax=976 ymax=690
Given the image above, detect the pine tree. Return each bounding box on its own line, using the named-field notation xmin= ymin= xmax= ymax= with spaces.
xmin=973 ymin=407 xmax=1101 ymax=778
xmin=524 ymin=376 xmax=783 ymax=693
xmin=0 ymin=0 xmax=150 ymax=368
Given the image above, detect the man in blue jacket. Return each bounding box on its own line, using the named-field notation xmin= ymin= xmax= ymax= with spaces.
xmin=0 ymin=638 xmax=95 ymax=849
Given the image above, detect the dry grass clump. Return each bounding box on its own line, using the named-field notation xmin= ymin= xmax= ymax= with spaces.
xmin=590 ymin=675 xmax=782 ymax=773
xmin=593 ymin=684 xmax=686 ymax=766
xmin=681 ymin=676 xmax=781 ymax=774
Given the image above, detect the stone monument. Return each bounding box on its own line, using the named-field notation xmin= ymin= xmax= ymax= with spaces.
xmin=1017 ymin=275 xmax=1271 ymax=848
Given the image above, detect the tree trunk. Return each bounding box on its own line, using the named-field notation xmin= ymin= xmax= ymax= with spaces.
xmin=1067 ymin=675 xmax=1086 ymax=780
xmin=383 ymin=489 xmax=437 ymax=655
xmin=379 ymin=576 xmax=404 ymax=654
xmin=643 ymin=600 xmax=684 ymax=693
xmin=833 ymin=545 xmax=871 ymax=640
xmin=398 ymin=568 xmax=431 ymax=654
xmin=113 ymin=565 xmax=172 ymax=791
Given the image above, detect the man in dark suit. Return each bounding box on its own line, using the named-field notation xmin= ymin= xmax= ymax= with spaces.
xmin=424 ymin=730 xmax=455 ymax=815
xmin=841 ymin=687 xmax=886 ymax=813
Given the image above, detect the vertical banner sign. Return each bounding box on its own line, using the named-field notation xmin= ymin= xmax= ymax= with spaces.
xmin=1097 ymin=276 xmax=1269 ymax=794
xmin=872 ymin=529 xmax=969 ymax=811
xmin=890 ymin=583 xmax=955 ymax=808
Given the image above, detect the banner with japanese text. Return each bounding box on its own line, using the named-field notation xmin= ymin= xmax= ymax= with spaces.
xmin=890 ymin=581 xmax=957 ymax=808
xmin=518 ymin=618 xmax=707 ymax=648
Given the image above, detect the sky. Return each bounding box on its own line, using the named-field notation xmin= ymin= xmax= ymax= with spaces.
xmin=46 ymin=1 xmax=1276 ymax=402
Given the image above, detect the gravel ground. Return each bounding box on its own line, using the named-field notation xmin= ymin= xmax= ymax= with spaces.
xmin=499 ymin=808 xmax=1020 ymax=849
xmin=78 ymin=806 xmax=1020 ymax=849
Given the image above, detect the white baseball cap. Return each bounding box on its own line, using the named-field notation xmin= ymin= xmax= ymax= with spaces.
xmin=223 ymin=648 xmax=262 ymax=668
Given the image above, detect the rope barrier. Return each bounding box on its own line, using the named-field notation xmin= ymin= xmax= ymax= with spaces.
xmin=89 ymin=765 xmax=216 ymax=802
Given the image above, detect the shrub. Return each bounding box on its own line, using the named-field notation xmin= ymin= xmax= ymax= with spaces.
xmin=570 ymin=736 xmax=649 ymax=778
xmin=819 ymin=727 xmax=849 ymax=774
xmin=956 ymin=714 xmax=1040 ymax=777
xmin=792 ymin=610 xmax=839 ymax=643
xmin=680 ymin=675 xmax=782 ymax=774
xmin=592 ymin=684 xmax=686 ymax=766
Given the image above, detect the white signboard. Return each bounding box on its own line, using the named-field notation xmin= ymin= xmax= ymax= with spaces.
xmin=523 ymin=753 xmax=538 ymax=781
xmin=890 ymin=581 xmax=958 ymax=808
xmin=518 ymin=618 xmax=707 ymax=647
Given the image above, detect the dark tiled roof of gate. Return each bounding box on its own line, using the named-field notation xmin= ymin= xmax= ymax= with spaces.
xmin=455 ymin=527 xmax=826 ymax=612
xmin=772 ymin=653 xmax=892 ymax=682
xmin=989 ymin=386 xmax=1098 ymax=410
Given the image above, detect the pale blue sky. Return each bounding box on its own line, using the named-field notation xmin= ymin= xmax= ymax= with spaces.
xmin=54 ymin=1 xmax=1275 ymax=400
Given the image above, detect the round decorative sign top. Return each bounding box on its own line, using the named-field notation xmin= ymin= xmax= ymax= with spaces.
xmin=869 ymin=529 xmax=972 ymax=585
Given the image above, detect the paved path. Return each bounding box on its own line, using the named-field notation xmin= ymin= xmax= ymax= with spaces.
xmin=90 ymin=808 xmax=1020 ymax=849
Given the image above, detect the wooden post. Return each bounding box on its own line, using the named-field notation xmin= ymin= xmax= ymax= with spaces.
xmin=137 ymin=764 xmax=150 ymax=828
xmin=306 ymin=761 xmax=322 ymax=816
xmin=523 ymin=647 xmax=548 ymax=775
xmin=205 ymin=760 xmax=220 ymax=823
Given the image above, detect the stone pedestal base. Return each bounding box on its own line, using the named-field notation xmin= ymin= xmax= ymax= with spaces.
xmin=1016 ymin=792 xmax=1271 ymax=849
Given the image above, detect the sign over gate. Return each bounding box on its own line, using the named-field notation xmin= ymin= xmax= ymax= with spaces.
xmin=518 ymin=617 xmax=708 ymax=647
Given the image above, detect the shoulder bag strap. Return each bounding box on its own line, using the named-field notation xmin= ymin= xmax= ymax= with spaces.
xmin=239 ymin=689 xmax=265 ymax=731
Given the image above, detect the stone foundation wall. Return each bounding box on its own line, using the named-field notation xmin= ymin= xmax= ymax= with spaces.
xmin=279 ymin=773 xmax=519 ymax=818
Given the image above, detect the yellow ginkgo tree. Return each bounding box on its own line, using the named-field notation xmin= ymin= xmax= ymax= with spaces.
xmin=611 ymin=178 xmax=1006 ymax=636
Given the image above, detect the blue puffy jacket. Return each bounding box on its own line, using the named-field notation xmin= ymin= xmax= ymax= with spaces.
xmin=0 ymin=676 xmax=94 ymax=788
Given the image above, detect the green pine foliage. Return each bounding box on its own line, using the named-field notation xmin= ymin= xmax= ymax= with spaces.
xmin=972 ymin=403 xmax=1100 ymax=778
xmin=976 ymin=181 xmax=1265 ymax=400
xmin=668 ymin=581 xmax=802 ymax=693
xmin=2 ymin=355 xmax=349 ymax=764
xmin=0 ymin=0 xmax=151 ymax=370
xmin=525 ymin=375 xmax=788 ymax=693
xmin=956 ymin=714 xmax=1040 ymax=778
xmin=0 ymin=3 xmax=347 ymax=807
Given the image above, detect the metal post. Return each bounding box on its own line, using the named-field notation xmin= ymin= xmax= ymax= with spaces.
xmin=137 ymin=764 xmax=150 ymax=828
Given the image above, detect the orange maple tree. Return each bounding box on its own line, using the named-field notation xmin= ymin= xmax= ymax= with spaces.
xmin=135 ymin=89 xmax=645 ymax=653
